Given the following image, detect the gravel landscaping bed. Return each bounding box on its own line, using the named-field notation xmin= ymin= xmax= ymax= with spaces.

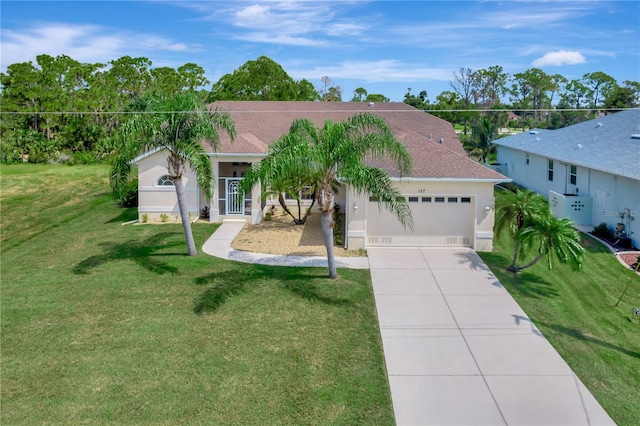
xmin=231 ymin=211 xmax=365 ymax=257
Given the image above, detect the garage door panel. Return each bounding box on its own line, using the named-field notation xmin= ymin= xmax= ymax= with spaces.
xmin=367 ymin=197 xmax=474 ymax=248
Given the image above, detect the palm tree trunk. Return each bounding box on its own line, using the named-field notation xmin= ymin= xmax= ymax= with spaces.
xmin=278 ymin=193 xmax=297 ymax=222
xmin=507 ymin=243 xmax=521 ymax=272
xmin=507 ymin=254 xmax=542 ymax=273
xmin=320 ymin=210 xmax=338 ymax=279
xmin=174 ymin=177 xmax=197 ymax=256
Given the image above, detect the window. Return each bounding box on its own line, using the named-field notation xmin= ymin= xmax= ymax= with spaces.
xmin=548 ymin=160 xmax=554 ymax=181
xmin=570 ymin=165 xmax=577 ymax=185
xmin=448 ymin=197 xmax=458 ymax=203
xmin=435 ymin=197 xmax=445 ymax=203
xmin=461 ymin=197 xmax=471 ymax=203
xmin=285 ymin=186 xmax=314 ymax=200
xmin=422 ymin=197 xmax=432 ymax=203
xmin=370 ymin=196 xmax=405 ymax=202
xmin=408 ymin=196 xmax=419 ymax=203
xmin=157 ymin=175 xmax=174 ymax=186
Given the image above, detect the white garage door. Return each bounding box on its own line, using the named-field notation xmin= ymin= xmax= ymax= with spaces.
xmin=366 ymin=195 xmax=474 ymax=247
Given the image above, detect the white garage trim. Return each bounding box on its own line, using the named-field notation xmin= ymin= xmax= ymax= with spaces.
xmin=138 ymin=206 xmax=182 ymax=213
xmin=389 ymin=177 xmax=511 ymax=183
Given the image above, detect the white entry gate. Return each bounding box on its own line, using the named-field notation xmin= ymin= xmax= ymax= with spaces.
xmin=225 ymin=178 xmax=244 ymax=215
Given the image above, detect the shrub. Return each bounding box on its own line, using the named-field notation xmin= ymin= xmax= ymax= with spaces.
xmin=498 ymin=181 xmax=527 ymax=193
xmin=201 ymin=206 xmax=210 ymax=219
xmin=333 ymin=206 xmax=344 ymax=246
xmin=116 ymin=179 xmax=138 ymax=208
xmin=0 ymin=129 xmax=54 ymax=163
xmin=593 ymin=222 xmax=614 ymax=240
xmin=69 ymin=150 xmax=100 ymax=165
xmin=263 ymin=205 xmax=276 ymax=221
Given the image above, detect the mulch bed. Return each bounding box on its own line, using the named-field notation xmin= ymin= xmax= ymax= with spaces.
xmin=619 ymin=253 xmax=640 ymax=269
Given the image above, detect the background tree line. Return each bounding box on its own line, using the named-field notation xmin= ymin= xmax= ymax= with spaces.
xmin=1 ymin=54 xmax=638 ymax=164
xmin=412 ymin=66 xmax=639 ymax=134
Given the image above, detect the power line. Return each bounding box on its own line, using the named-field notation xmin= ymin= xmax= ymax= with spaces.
xmin=0 ymin=107 xmax=637 ymax=115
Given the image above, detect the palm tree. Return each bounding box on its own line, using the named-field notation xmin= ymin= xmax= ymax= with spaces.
xmin=508 ymin=214 xmax=585 ymax=273
xmin=467 ymin=116 xmax=497 ymax=163
xmin=110 ymin=94 xmax=236 ymax=256
xmin=261 ymin=174 xmax=317 ymax=225
xmin=494 ymin=188 xmax=548 ymax=240
xmin=495 ymin=188 xmax=548 ymax=271
xmin=494 ymin=188 xmax=584 ymax=273
xmin=242 ymin=113 xmax=413 ymax=278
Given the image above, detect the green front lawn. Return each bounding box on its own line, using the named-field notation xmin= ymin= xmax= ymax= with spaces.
xmin=480 ymin=195 xmax=640 ymax=426
xmin=1 ymin=165 xmax=394 ymax=425
xmin=3 ymin=165 xmax=639 ymax=425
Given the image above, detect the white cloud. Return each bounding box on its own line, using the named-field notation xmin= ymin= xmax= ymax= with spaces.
xmin=0 ymin=23 xmax=202 ymax=70
xmin=232 ymin=2 xmax=332 ymax=32
xmin=234 ymin=32 xmax=326 ymax=47
xmin=289 ymin=60 xmax=452 ymax=83
xmin=210 ymin=1 xmax=368 ymax=46
xmin=326 ymin=22 xmax=365 ymax=37
xmin=532 ymin=50 xmax=586 ymax=67
xmin=235 ymin=4 xmax=271 ymax=21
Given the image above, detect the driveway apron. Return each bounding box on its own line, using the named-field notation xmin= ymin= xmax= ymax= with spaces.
xmin=368 ymin=247 xmax=614 ymax=426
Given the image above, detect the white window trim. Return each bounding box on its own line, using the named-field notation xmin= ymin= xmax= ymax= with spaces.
xmin=157 ymin=175 xmax=175 ymax=187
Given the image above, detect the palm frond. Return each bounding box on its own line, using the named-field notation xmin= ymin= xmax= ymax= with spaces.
xmin=343 ymin=165 xmax=414 ymax=230
xmin=111 ymin=93 xmax=235 ymax=201
xmin=515 ymin=210 xmax=584 ymax=271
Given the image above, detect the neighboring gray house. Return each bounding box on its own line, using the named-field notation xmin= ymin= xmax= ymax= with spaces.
xmin=491 ymin=109 xmax=640 ymax=249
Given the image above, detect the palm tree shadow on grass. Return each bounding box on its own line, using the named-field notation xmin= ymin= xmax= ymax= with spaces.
xmin=106 ymin=207 xmax=138 ymax=224
xmin=505 ymin=272 xmax=559 ymax=299
xmin=538 ymin=322 xmax=640 ymax=360
xmin=73 ymin=232 xmax=183 ymax=275
xmin=480 ymin=251 xmax=559 ymax=299
xmin=193 ymin=265 xmax=353 ymax=315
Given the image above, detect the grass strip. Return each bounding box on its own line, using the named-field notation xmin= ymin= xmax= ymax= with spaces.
xmin=480 ymin=198 xmax=640 ymax=426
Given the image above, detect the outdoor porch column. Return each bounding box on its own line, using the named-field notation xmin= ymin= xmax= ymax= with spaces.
xmin=210 ymin=160 xmax=220 ymax=222
xmin=250 ymin=182 xmax=262 ymax=224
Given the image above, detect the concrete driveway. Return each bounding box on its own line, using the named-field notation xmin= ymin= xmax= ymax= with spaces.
xmin=368 ymin=247 xmax=614 ymax=426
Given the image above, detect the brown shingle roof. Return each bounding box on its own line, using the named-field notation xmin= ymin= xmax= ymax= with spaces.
xmin=207 ymin=101 xmax=505 ymax=180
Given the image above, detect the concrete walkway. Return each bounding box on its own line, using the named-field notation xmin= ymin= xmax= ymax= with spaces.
xmin=203 ymin=223 xmax=615 ymax=425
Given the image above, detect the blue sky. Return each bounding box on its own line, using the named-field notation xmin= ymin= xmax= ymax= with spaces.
xmin=1 ymin=1 xmax=638 ymax=102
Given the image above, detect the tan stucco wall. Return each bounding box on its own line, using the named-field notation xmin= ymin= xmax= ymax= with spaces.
xmin=137 ymin=150 xmax=199 ymax=223
xmin=137 ymin=152 xmax=270 ymax=224
xmin=346 ymin=180 xmax=496 ymax=251
xmin=136 ymin=152 xmax=495 ymax=250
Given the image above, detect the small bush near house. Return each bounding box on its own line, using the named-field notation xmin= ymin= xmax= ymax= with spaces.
xmin=333 ymin=204 xmax=343 ymax=246
xmin=201 ymin=206 xmax=210 ymax=219
xmin=593 ymin=222 xmax=614 ymax=240
xmin=498 ymin=181 xmax=526 ymax=193
xmin=114 ymin=178 xmax=138 ymax=208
